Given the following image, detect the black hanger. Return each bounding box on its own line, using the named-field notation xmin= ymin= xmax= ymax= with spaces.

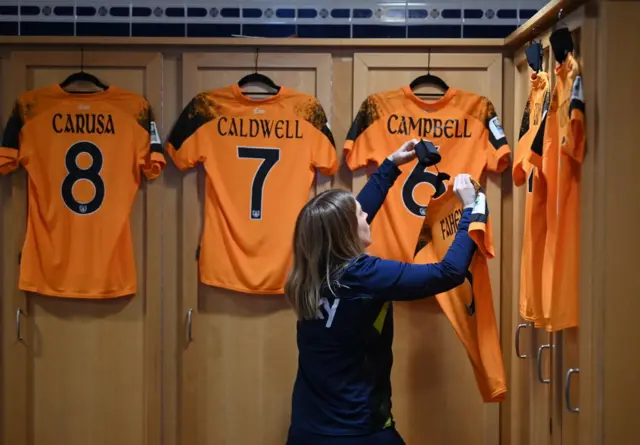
xmin=525 ymin=35 xmax=544 ymax=73
xmin=549 ymin=9 xmax=574 ymax=64
xmin=237 ymin=48 xmax=281 ymax=96
xmin=415 ymin=139 xmax=450 ymax=196
xmin=410 ymin=49 xmax=449 ymax=98
xmin=60 ymin=48 xmax=109 ymax=92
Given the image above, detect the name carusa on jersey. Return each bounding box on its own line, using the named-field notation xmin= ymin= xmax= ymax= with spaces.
xmin=52 ymin=113 xmax=115 ymax=134
xmin=440 ymin=208 xmax=464 ymax=240
xmin=387 ymin=115 xmax=472 ymax=139
xmin=217 ymin=116 xmax=303 ymax=139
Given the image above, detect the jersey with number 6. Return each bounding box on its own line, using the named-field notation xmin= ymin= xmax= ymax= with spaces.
xmin=166 ymin=85 xmax=338 ymax=294
xmin=0 ymin=84 xmax=165 ymax=298
xmin=344 ymin=86 xmax=511 ymax=262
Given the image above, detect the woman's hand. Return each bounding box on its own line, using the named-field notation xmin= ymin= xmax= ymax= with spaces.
xmin=453 ymin=174 xmax=477 ymax=209
xmin=387 ymin=138 xmax=420 ymax=166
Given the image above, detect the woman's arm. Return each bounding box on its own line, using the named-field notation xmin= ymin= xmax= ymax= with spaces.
xmin=355 ymin=138 xmax=419 ymax=224
xmin=355 ymin=158 xmax=401 ymax=224
xmin=344 ymin=207 xmax=477 ymax=300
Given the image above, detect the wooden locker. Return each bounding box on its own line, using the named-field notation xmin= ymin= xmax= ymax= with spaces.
xmin=349 ymin=51 xmax=505 ymax=445
xmin=0 ymin=50 xmax=163 ymax=445
xmin=163 ymin=52 xmax=334 ymax=445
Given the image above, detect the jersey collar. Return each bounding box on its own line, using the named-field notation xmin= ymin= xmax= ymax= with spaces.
xmin=402 ymin=85 xmax=456 ymax=111
xmin=231 ymin=82 xmax=287 ymax=105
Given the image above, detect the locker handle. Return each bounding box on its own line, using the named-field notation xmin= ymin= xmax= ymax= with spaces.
xmin=186 ymin=308 xmax=193 ymax=343
xmin=515 ymin=323 xmax=533 ymax=359
xmin=565 ymin=368 xmax=580 ymax=413
xmin=16 ymin=308 xmax=24 ymax=341
xmin=537 ymin=344 xmax=551 ymax=384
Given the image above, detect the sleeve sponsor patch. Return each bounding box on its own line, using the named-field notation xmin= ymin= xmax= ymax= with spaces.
xmin=150 ymin=121 xmax=162 ymax=145
xmin=571 ymin=76 xmax=584 ymax=103
xmin=488 ymin=116 xmax=505 ymax=141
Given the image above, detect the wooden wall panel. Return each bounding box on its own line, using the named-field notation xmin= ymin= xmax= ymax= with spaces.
xmin=596 ymin=3 xmax=640 ymax=445
xmin=0 ymin=43 xmax=518 ymax=445
xmin=0 ymin=50 xmax=163 ymax=445
xmin=350 ymin=52 xmax=505 ymax=445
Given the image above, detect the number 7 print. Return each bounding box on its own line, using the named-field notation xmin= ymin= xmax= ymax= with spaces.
xmin=237 ymin=146 xmax=281 ymax=220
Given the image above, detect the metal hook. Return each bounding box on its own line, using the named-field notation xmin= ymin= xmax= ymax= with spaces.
xmin=427 ymin=48 xmax=431 ymax=74
xmin=558 ymin=8 xmax=563 ymax=21
xmin=80 ymin=47 xmax=84 ymax=72
xmin=254 ymin=48 xmax=259 ymax=73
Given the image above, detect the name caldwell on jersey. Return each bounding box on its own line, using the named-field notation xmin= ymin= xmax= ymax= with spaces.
xmin=217 ymin=116 xmax=303 ymax=139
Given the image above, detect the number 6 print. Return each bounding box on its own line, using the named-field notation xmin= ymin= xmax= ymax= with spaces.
xmin=237 ymin=146 xmax=280 ymax=220
xmin=401 ymin=161 xmax=450 ymax=218
xmin=61 ymin=141 xmax=105 ymax=215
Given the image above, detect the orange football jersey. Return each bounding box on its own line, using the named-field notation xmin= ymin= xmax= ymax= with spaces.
xmin=0 ymin=84 xmax=165 ymax=298
xmin=344 ymin=86 xmax=511 ymax=262
xmin=345 ymin=86 xmax=510 ymax=402
xmin=414 ymin=184 xmax=507 ymax=402
xmin=166 ymin=84 xmax=337 ymax=294
xmin=528 ymin=53 xmax=585 ymax=331
xmin=513 ymin=72 xmax=551 ymax=327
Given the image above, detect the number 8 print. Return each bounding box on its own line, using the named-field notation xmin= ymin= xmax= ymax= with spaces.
xmin=61 ymin=141 xmax=105 ymax=215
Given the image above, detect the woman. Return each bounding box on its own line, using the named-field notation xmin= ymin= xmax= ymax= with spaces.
xmin=285 ymin=139 xmax=479 ymax=445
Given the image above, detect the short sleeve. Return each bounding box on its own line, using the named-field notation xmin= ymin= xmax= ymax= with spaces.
xmin=137 ymin=100 xmax=166 ymax=180
xmin=483 ymin=99 xmax=511 ymax=173
xmin=565 ymin=75 xmax=585 ymax=163
xmin=166 ymin=93 xmax=214 ymax=171
xmin=343 ymin=97 xmax=381 ymax=171
xmin=527 ymin=109 xmax=548 ymax=171
xmin=302 ymin=99 xmax=338 ymax=175
xmin=0 ymin=101 xmax=24 ymax=175
xmin=468 ymin=189 xmax=495 ymax=258
xmin=512 ymin=97 xmax=532 ymax=186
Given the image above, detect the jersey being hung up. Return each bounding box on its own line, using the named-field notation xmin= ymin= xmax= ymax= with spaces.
xmin=344 ymin=86 xmax=510 ymax=403
xmin=0 ymin=84 xmax=165 ymax=298
xmin=528 ymin=53 xmax=585 ymax=332
xmin=414 ymin=184 xmax=507 ymax=403
xmin=166 ymin=84 xmax=338 ymax=294
xmin=513 ymin=72 xmax=551 ymax=327
xmin=343 ymin=86 xmax=511 ymax=263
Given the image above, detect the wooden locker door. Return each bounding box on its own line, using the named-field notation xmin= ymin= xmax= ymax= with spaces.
xmin=0 ymin=51 xmax=163 ymax=445
xmin=167 ymin=52 xmax=332 ymax=445
xmin=350 ymin=52 xmax=504 ymax=445
xmin=510 ymin=47 xmax=554 ymax=445
xmin=507 ymin=49 xmax=535 ymax=445
xmin=555 ymin=20 xmax=590 ymax=445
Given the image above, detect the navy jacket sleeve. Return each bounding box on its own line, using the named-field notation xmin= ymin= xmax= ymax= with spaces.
xmin=355 ymin=158 xmax=401 ymax=224
xmin=343 ymin=208 xmax=477 ymax=301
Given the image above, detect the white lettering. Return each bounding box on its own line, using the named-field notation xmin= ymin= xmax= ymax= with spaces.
xmin=317 ymin=297 xmax=341 ymax=328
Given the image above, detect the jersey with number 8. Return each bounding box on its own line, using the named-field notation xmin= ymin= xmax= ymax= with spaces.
xmin=0 ymin=84 xmax=165 ymax=298
xmin=166 ymin=85 xmax=338 ymax=295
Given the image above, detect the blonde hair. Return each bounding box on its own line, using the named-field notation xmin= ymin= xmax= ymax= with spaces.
xmin=285 ymin=189 xmax=364 ymax=320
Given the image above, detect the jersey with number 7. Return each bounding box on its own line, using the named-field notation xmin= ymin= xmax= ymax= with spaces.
xmin=0 ymin=84 xmax=166 ymax=298
xmin=166 ymin=85 xmax=338 ymax=295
